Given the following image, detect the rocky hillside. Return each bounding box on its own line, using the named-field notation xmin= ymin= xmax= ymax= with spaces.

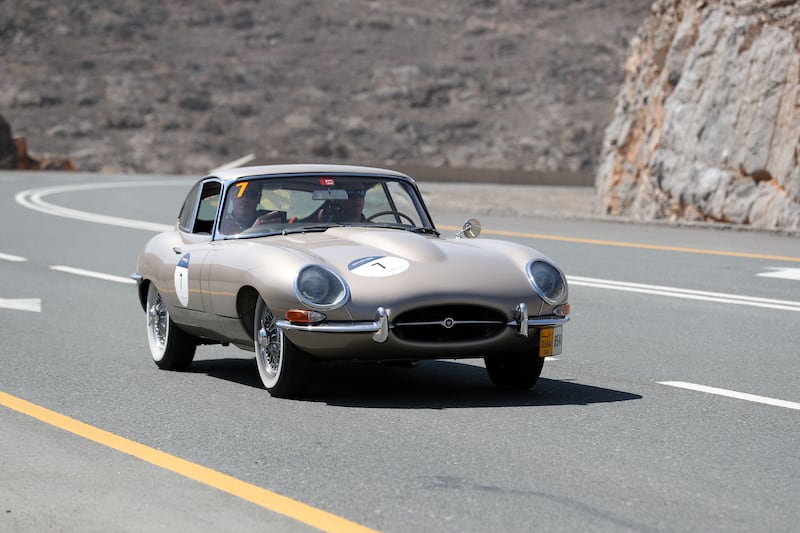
xmin=596 ymin=0 xmax=800 ymax=231
xmin=1 ymin=1 xmax=651 ymax=178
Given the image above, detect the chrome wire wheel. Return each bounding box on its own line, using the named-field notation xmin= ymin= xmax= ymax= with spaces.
xmin=256 ymin=303 xmax=283 ymax=385
xmin=254 ymin=296 xmax=311 ymax=398
xmin=147 ymin=287 xmax=169 ymax=357
xmin=145 ymin=283 xmax=196 ymax=370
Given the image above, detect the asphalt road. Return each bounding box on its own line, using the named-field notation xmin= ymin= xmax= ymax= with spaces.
xmin=1 ymin=171 xmax=799 ymax=533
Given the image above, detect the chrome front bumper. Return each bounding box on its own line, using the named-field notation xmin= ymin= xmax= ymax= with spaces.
xmin=275 ymin=305 xmax=569 ymax=344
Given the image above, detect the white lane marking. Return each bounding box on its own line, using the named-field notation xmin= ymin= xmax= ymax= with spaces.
xmin=15 ymin=181 xmax=191 ymax=232
xmin=0 ymin=298 xmax=41 ymax=313
xmin=1 ymin=253 xmax=39 ymax=311
xmin=567 ymin=275 xmax=800 ymax=312
xmin=0 ymin=252 xmax=28 ymax=262
xmin=757 ymin=267 xmax=800 ymax=281
xmin=50 ymin=265 xmax=136 ymax=285
xmin=659 ymin=381 xmax=800 ymax=410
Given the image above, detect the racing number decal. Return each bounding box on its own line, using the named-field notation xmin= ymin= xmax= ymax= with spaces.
xmin=174 ymin=253 xmax=190 ymax=306
xmin=348 ymin=256 xmax=409 ymax=277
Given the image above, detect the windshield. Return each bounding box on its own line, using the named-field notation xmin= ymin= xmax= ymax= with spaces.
xmin=216 ymin=175 xmax=435 ymax=239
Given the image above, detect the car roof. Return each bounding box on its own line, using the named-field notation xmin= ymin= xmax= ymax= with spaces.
xmin=207 ymin=163 xmax=414 ymax=183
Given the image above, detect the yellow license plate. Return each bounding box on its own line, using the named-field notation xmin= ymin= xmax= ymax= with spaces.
xmin=538 ymin=326 xmax=563 ymax=358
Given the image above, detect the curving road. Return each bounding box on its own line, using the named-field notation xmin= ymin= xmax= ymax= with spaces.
xmin=1 ymin=171 xmax=799 ymax=532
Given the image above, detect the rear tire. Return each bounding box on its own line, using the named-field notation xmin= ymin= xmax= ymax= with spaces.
xmin=484 ymin=352 xmax=544 ymax=391
xmin=145 ymin=283 xmax=196 ymax=370
xmin=254 ymin=297 xmax=311 ymax=398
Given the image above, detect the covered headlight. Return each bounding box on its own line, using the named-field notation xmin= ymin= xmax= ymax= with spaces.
xmin=295 ymin=265 xmax=349 ymax=310
xmin=527 ymin=260 xmax=567 ymax=304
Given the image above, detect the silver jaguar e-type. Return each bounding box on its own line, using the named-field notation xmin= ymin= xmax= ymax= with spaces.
xmin=133 ymin=164 xmax=570 ymax=397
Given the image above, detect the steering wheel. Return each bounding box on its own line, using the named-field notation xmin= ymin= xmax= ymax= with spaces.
xmin=366 ymin=210 xmax=416 ymax=226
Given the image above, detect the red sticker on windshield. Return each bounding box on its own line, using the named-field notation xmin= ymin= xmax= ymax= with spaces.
xmin=320 ymin=178 xmax=335 ymax=186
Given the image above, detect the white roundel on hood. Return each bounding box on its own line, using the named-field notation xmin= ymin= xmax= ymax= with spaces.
xmin=348 ymin=256 xmax=409 ymax=277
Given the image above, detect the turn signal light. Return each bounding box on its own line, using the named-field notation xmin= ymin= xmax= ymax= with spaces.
xmin=286 ymin=309 xmax=326 ymax=324
xmin=553 ymin=303 xmax=570 ymax=317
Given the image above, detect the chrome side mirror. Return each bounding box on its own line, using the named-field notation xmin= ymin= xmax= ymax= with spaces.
xmin=456 ymin=218 xmax=481 ymax=239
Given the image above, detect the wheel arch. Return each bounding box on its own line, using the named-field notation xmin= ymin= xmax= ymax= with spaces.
xmin=137 ymin=279 xmax=151 ymax=311
xmin=236 ymin=285 xmax=260 ymax=339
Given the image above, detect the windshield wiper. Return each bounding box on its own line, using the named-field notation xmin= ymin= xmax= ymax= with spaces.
xmin=365 ymin=223 xmax=440 ymax=236
xmin=406 ymin=226 xmax=440 ymax=236
xmin=281 ymin=224 xmax=343 ymax=235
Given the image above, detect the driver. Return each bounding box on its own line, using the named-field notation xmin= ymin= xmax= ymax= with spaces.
xmin=219 ymin=182 xmax=283 ymax=234
xmin=315 ymin=187 xmax=366 ymax=223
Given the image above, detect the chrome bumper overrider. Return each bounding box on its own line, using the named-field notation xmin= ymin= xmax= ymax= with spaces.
xmin=276 ymin=304 xmax=568 ymax=344
xmin=511 ymin=302 xmax=570 ymax=338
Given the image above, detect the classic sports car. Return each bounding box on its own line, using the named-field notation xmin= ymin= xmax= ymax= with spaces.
xmin=134 ymin=164 xmax=570 ymax=397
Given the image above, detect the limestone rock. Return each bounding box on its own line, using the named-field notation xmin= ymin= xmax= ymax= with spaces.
xmin=596 ymin=0 xmax=800 ymax=230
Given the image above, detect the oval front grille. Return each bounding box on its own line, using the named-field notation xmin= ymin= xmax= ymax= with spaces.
xmin=393 ymin=305 xmax=506 ymax=342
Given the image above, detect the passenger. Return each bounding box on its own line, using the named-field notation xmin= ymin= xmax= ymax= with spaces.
xmin=219 ymin=183 xmax=283 ymax=234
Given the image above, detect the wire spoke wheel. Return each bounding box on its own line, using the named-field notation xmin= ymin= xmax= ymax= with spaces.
xmin=254 ymin=297 xmax=311 ymax=397
xmin=145 ymin=283 xmax=196 ymax=370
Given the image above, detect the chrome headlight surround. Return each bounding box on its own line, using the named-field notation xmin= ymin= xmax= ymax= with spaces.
xmin=294 ymin=265 xmax=349 ymax=310
xmin=526 ymin=259 xmax=567 ymax=305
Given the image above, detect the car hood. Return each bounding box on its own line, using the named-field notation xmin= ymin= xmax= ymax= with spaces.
xmin=274 ymin=227 xmax=551 ymax=315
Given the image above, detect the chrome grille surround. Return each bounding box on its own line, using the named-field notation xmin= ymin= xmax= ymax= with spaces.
xmin=393 ymin=305 xmax=506 ymax=342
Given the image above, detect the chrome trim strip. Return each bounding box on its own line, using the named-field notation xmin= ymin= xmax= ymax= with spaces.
xmin=508 ymin=316 xmax=571 ymax=328
xmin=394 ymin=320 xmax=505 ymax=327
xmin=276 ymin=307 xmax=390 ymax=343
xmin=276 ymin=320 xmax=381 ymax=333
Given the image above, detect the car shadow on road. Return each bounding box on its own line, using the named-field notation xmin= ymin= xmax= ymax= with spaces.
xmin=189 ymin=357 xmax=264 ymax=389
xmin=189 ymin=358 xmax=641 ymax=409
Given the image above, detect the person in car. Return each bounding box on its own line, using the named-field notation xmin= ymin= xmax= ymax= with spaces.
xmin=314 ymin=187 xmax=367 ymax=223
xmin=219 ymin=182 xmax=284 ymax=234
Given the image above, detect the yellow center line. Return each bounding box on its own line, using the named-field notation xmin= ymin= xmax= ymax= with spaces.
xmin=438 ymin=225 xmax=800 ymax=263
xmin=0 ymin=391 xmax=379 ymax=533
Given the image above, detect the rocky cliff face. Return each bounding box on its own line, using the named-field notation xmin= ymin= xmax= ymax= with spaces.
xmin=0 ymin=115 xmax=15 ymax=168
xmin=596 ymin=0 xmax=800 ymax=230
xmin=0 ymin=1 xmax=650 ymax=177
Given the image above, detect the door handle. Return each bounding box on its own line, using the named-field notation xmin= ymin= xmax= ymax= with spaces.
xmin=173 ymin=247 xmax=183 ymax=254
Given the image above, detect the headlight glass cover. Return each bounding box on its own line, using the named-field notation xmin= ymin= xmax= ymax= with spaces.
xmin=295 ymin=265 xmax=349 ymax=310
xmin=527 ymin=260 xmax=567 ymax=304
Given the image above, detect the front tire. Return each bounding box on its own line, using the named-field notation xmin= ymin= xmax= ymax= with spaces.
xmin=145 ymin=283 xmax=196 ymax=370
xmin=484 ymin=352 xmax=544 ymax=391
xmin=254 ymin=297 xmax=311 ymax=398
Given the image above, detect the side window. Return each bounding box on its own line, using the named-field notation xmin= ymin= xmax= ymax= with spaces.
xmin=177 ymin=180 xmax=221 ymax=234
xmin=193 ymin=182 xmax=221 ymax=234
xmin=177 ymin=182 xmax=202 ymax=232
